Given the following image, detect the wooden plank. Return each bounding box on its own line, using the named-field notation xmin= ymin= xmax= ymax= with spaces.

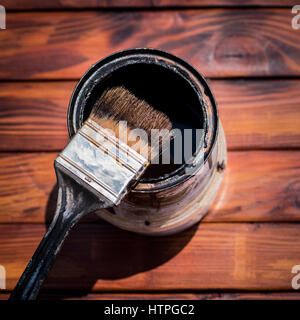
xmin=1 ymin=0 xmax=295 ymax=10
xmin=0 ymin=82 xmax=70 ymax=151
xmin=204 ymin=150 xmax=300 ymax=222
xmin=1 ymin=80 xmax=300 ymax=151
xmin=1 ymin=292 xmax=300 ymax=300
xmin=0 ymin=152 xmax=101 ymax=224
xmin=0 ymin=152 xmax=57 ymax=224
xmin=1 ymin=9 xmax=299 ymax=79
xmin=0 ymin=151 xmax=299 ymax=224
xmin=46 ymin=292 xmax=300 ymax=300
xmin=1 ymin=223 xmax=300 ymax=291
xmin=211 ymin=80 xmax=300 ymax=150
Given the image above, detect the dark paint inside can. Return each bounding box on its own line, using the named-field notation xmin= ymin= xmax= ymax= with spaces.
xmin=84 ymin=63 xmax=205 ymax=180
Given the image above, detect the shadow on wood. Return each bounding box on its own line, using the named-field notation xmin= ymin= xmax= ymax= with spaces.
xmin=40 ymin=184 xmax=197 ymax=297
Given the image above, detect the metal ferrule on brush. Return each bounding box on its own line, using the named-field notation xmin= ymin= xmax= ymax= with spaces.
xmin=55 ymin=118 xmax=148 ymax=206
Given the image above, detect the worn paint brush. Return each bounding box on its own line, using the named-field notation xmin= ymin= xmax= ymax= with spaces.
xmin=10 ymin=86 xmax=172 ymax=300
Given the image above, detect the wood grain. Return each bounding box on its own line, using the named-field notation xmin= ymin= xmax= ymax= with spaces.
xmin=1 ymin=292 xmax=300 ymax=300
xmin=0 ymin=4 xmax=299 ymax=300
xmin=211 ymin=80 xmax=300 ymax=150
xmin=1 ymin=80 xmax=300 ymax=151
xmin=0 ymin=82 xmax=70 ymax=151
xmin=1 ymin=0 xmax=295 ymax=10
xmin=0 ymin=151 xmax=299 ymax=224
xmin=1 ymin=9 xmax=299 ymax=79
xmin=1 ymin=223 xmax=300 ymax=291
xmin=48 ymin=292 xmax=300 ymax=300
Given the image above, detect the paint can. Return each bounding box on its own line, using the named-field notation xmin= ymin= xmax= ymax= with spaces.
xmin=68 ymin=48 xmax=227 ymax=235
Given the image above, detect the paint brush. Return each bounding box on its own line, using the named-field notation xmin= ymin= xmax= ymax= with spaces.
xmin=10 ymin=86 xmax=172 ymax=300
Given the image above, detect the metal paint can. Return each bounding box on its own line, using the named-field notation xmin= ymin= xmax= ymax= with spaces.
xmin=68 ymin=48 xmax=227 ymax=235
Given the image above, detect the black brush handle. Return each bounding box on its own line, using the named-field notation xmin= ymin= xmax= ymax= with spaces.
xmin=9 ymin=210 xmax=78 ymax=300
xmin=9 ymin=168 xmax=109 ymax=300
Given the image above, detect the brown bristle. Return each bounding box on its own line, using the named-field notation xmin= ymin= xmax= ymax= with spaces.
xmin=89 ymin=86 xmax=173 ymax=161
xmin=90 ymin=86 xmax=172 ymax=134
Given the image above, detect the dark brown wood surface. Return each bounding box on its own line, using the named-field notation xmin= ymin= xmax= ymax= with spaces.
xmin=1 ymin=223 xmax=300 ymax=291
xmin=0 ymin=3 xmax=300 ymax=300
xmin=0 ymin=151 xmax=299 ymax=224
xmin=1 ymin=292 xmax=300 ymax=300
xmin=1 ymin=9 xmax=300 ymax=80
xmin=2 ymin=0 xmax=296 ymax=10
xmin=1 ymin=80 xmax=299 ymax=151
